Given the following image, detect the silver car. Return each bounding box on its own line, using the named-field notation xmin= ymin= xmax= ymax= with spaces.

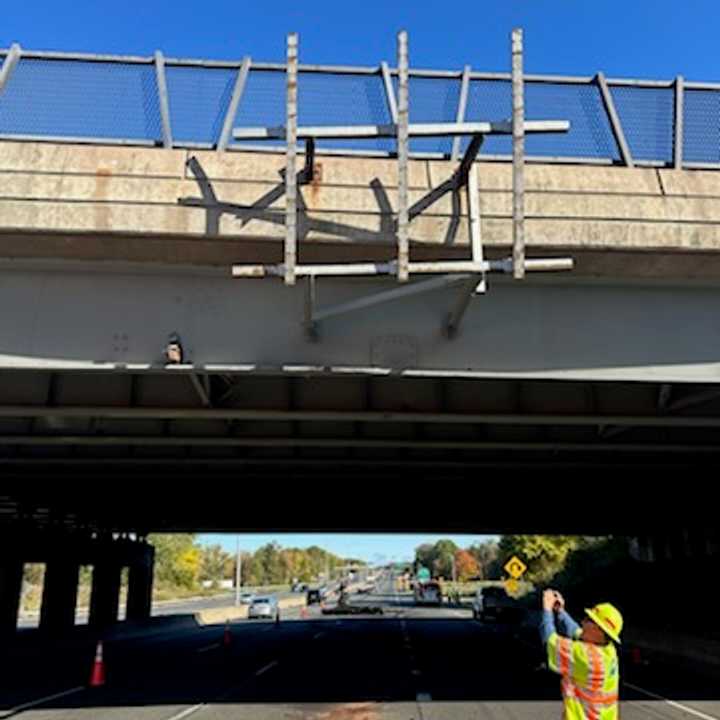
xmin=248 ymin=596 xmax=279 ymax=620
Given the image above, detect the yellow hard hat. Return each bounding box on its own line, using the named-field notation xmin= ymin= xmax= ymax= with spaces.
xmin=585 ymin=603 xmax=623 ymax=644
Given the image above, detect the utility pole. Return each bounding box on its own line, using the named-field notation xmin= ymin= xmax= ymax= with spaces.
xmin=235 ymin=536 xmax=242 ymax=607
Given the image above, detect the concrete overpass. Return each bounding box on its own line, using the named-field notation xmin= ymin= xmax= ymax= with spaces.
xmin=2 ymin=42 xmax=720 ymax=636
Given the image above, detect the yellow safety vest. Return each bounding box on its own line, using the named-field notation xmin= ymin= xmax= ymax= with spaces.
xmin=546 ymin=631 xmax=619 ymax=720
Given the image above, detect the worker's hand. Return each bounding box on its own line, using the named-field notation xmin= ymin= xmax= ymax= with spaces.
xmin=553 ymin=591 xmax=565 ymax=612
xmin=542 ymin=589 xmax=556 ymax=612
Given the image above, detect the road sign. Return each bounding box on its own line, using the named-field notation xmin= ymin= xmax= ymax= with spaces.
xmin=504 ymin=578 xmax=520 ymax=595
xmin=504 ymin=556 xmax=527 ymax=580
xmin=417 ymin=566 xmax=431 ymax=581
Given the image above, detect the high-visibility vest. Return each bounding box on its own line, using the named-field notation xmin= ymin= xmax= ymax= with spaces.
xmin=546 ymin=631 xmax=619 ymax=720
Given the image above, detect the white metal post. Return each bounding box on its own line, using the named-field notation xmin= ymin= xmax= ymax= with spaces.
xmin=154 ymin=51 xmax=173 ymax=149
xmin=397 ymin=31 xmax=410 ymax=282
xmin=285 ymin=33 xmax=299 ymax=286
xmin=511 ymin=29 xmax=525 ymax=280
xmin=235 ymin=536 xmax=241 ymax=606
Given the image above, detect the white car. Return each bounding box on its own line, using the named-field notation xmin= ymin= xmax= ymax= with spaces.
xmin=238 ymin=592 xmax=255 ymax=604
xmin=248 ymin=596 xmax=279 ymax=620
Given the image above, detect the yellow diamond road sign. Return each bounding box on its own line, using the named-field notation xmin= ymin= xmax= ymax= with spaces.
xmin=504 ymin=556 xmax=527 ymax=580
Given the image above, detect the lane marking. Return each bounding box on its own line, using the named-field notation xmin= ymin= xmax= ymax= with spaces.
xmin=624 ymin=683 xmax=720 ymax=720
xmin=255 ymin=660 xmax=279 ymax=677
xmin=197 ymin=643 xmax=220 ymax=653
xmin=165 ymin=703 xmax=207 ymax=720
xmin=0 ymin=686 xmax=85 ymax=718
xmin=313 ymin=632 xmax=325 ymax=640
xmin=416 ymin=693 xmax=432 ymax=702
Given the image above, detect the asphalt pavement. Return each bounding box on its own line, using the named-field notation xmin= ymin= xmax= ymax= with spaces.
xmin=2 ymin=575 xmax=719 ymax=719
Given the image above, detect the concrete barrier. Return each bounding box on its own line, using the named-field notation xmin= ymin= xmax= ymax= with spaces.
xmin=195 ymin=596 xmax=307 ymax=625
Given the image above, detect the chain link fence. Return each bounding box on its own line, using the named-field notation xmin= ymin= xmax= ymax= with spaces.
xmin=1 ymin=49 xmax=719 ymax=167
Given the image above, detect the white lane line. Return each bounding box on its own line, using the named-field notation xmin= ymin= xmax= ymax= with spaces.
xmin=416 ymin=693 xmax=432 ymax=702
xmin=165 ymin=703 xmax=207 ymax=720
xmin=313 ymin=632 xmax=325 ymax=640
xmin=624 ymin=682 xmax=720 ymax=720
xmin=255 ymin=660 xmax=279 ymax=677
xmin=0 ymin=686 xmax=85 ymax=717
xmin=196 ymin=643 xmax=220 ymax=653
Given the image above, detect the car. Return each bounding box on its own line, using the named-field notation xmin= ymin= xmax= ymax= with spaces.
xmin=248 ymin=596 xmax=279 ymax=620
xmin=472 ymin=586 xmax=521 ymax=622
xmin=238 ymin=592 xmax=255 ymax=605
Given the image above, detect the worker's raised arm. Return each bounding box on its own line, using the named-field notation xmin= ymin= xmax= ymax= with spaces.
xmin=556 ymin=608 xmax=582 ymax=639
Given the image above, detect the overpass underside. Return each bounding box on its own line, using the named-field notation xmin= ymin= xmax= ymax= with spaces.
xmin=1 ymin=366 xmax=719 ymax=534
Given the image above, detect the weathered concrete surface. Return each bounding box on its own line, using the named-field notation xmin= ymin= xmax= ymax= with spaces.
xmin=3 ymin=141 xmax=720 ymax=278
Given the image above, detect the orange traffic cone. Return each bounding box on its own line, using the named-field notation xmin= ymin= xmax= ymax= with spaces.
xmin=89 ymin=641 xmax=106 ymax=688
xmin=223 ymin=620 xmax=232 ymax=648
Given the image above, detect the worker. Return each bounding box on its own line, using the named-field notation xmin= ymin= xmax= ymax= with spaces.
xmin=540 ymin=589 xmax=622 ymax=720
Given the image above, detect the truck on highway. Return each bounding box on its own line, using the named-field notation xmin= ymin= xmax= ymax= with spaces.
xmin=413 ymin=580 xmax=442 ymax=606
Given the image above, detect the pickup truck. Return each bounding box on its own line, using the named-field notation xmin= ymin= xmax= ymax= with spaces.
xmin=472 ymin=586 xmax=522 ymax=622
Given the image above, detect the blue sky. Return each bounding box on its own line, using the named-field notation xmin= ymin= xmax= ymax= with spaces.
xmin=197 ymin=534 xmax=497 ymax=564
xmin=3 ymin=1 xmax=720 ymax=82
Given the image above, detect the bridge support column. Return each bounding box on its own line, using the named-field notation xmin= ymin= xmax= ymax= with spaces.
xmin=0 ymin=557 xmax=23 ymax=636
xmin=127 ymin=543 xmax=154 ymax=622
xmin=40 ymin=558 xmax=80 ymax=633
xmin=89 ymin=560 xmax=121 ymax=628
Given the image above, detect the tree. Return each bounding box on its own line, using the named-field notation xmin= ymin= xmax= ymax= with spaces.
xmin=149 ymin=534 xmax=202 ymax=590
xmin=432 ymin=539 xmax=459 ymax=579
xmin=199 ymin=544 xmax=231 ymax=587
xmin=454 ymin=549 xmax=480 ymax=582
xmin=498 ymin=535 xmax=581 ymax=585
xmin=415 ymin=544 xmax=435 ymax=574
xmin=468 ymin=541 xmax=500 ymax=580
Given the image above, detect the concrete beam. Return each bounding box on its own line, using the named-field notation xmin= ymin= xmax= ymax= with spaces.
xmin=0 ymin=557 xmax=23 ymax=636
xmin=89 ymin=560 xmax=122 ymax=628
xmin=126 ymin=544 xmax=154 ymax=622
xmin=40 ymin=558 xmax=80 ymax=633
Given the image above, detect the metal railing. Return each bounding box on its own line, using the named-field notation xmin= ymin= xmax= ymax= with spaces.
xmin=1 ymin=43 xmax=719 ymax=168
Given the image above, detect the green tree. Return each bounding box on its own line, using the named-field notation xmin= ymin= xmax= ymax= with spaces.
xmin=498 ymin=535 xmax=581 ymax=585
xmin=432 ymin=539 xmax=459 ymax=579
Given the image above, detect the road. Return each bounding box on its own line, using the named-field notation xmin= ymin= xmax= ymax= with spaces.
xmin=2 ymin=575 xmax=718 ymax=720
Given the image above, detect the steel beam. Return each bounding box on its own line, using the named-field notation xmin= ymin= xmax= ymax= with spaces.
xmin=217 ymin=56 xmax=251 ymax=152
xmin=512 ymin=28 xmax=525 ymax=280
xmin=674 ymin=75 xmax=684 ymax=169
xmin=0 ymin=44 xmax=21 ymax=95
xmin=285 ymin=33 xmax=298 ymax=286
xmin=380 ymin=61 xmax=398 ymax=124
xmin=232 ymin=120 xmax=569 ymax=140
xmin=303 ymin=275 xmax=318 ymax=339
xmin=596 ymin=71 xmax=633 ymax=167
xmin=3 ymin=407 xmax=720 ymax=428
xmin=232 ymin=257 xmax=573 ymax=278
xmin=154 ymin=51 xmax=173 ymax=149
xmin=1 ymin=435 xmax=718 ymax=453
xmin=451 ymin=65 xmax=472 ymax=161
xmin=455 ymin=134 xmax=484 ymax=188
xmin=312 ymin=274 xmax=470 ymax=323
